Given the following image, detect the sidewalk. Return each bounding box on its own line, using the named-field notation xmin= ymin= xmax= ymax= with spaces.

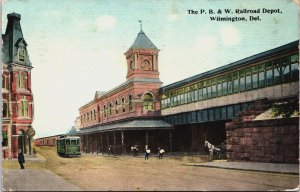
xmin=3 ymin=169 xmax=82 ymax=191
xmin=187 ymin=161 xmax=299 ymax=175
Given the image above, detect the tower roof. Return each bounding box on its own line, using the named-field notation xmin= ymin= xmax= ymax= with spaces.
xmin=129 ymin=29 xmax=158 ymax=50
xmin=2 ymin=12 xmax=32 ymax=66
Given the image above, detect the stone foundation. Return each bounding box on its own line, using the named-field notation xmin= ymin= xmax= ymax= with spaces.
xmin=226 ymin=118 xmax=299 ymax=163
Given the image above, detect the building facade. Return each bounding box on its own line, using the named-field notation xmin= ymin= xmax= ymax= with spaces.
xmin=2 ymin=13 xmax=35 ymax=159
xmin=77 ymin=28 xmax=173 ymax=155
xmin=159 ymin=41 xmax=299 ymax=162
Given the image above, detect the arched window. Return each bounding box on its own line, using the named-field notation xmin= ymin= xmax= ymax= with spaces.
xmin=94 ymin=110 xmax=96 ymax=121
xmin=122 ymin=98 xmax=125 ymax=113
xmin=90 ymin=111 xmax=93 ymax=121
xmin=129 ymin=94 xmax=133 ymax=111
xmin=143 ymin=93 xmax=154 ymax=111
xmin=109 ymin=103 xmax=112 ymax=116
xmin=115 ymin=100 xmax=118 ymax=114
xmin=104 ymin=105 xmax=106 ymax=118
xmin=98 ymin=106 xmax=100 ymax=122
xmin=18 ymin=47 xmax=25 ymax=62
xmin=87 ymin=112 xmax=89 ymax=122
xmin=84 ymin=114 xmax=86 ymax=123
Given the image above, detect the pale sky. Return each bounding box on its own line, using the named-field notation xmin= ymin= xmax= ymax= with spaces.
xmin=2 ymin=0 xmax=298 ymax=138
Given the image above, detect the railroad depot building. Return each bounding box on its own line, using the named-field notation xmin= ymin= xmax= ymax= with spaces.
xmin=2 ymin=13 xmax=35 ymax=159
xmin=34 ymin=25 xmax=299 ymax=163
xmin=76 ymin=28 xmax=174 ymax=155
xmin=76 ymin=34 xmax=299 ymax=162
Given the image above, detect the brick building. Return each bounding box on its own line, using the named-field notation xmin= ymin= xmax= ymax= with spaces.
xmin=2 ymin=13 xmax=35 ymax=159
xmin=77 ymin=27 xmax=173 ymax=154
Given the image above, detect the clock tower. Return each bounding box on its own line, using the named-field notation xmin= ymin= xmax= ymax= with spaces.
xmin=124 ymin=24 xmax=159 ymax=80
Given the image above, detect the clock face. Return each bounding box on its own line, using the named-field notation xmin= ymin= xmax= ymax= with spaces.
xmin=141 ymin=60 xmax=151 ymax=70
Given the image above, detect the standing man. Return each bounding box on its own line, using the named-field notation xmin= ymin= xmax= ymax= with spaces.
xmin=18 ymin=150 xmax=25 ymax=169
xmin=158 ymin=148 xmax=165 ymax=159
xmin=145 ymin=145 xmax=151 ymax=160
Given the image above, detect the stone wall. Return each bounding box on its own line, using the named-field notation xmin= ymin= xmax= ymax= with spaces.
xmin=226 ymin=118 xmax=299 ymax=163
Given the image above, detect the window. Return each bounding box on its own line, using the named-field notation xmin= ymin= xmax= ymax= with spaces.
xmin=203 ymin=87 xmax=207 ymax=99
xmin=18 ymin=47 xmax=25 ymax=62
xmin=104 ymin=105 xmax=106 ymax=117
xmin=180 ymin=94 xmax=183 ymax=105
xmin=184 ymin=93 xmax=188 ymax=104
xmin=246 ymin=75 xmax=252 ymax=90
xmin=291 ymin=54 xmax=299 ymax=80
xmin=122 ymin=98 xmax=126 ymax=112
xmin=211 ymin=84 xmax=216 ymax=98
xmin=221 ymin=81 xmax=226 ymax=95
xmin=143 ymin=93 xmax=154 ymax=110
xmin=194 ymin=90 xmax=198 ymax=101
xmin=94 ymin=110 xmax=96 ymax=121
xmin=239 ymin=70 xmax=245 ymax=92
xmin=217 ymin=83 xmax=222 ymax=96
xmin=266 ymin=62 xmax=273 ymax=86
xmin=281 ymin=57 xmax=290 ymax=82
xmin=115 ymin=100 xmax=118 ymax=114
xmin=84 ymin=114 xmax=86 ymax=123
xmin=198 ymin=88 xmax=203 ymax=100
xmin=258 ymin=71 xmax=265 ymax=88
xmin=191 ymin=91 xmax=195 ymax=102
xmin=273 ymin=59 xmax=281 ymax=84
xmin=90 ymin=111 xmax=93 ymax=121
xmin=227 ymin=80 xmax=233 ymax=94
xmin=98 ymin=106 xmax=100 ymax=122
xmin=233 ymin=78 xmax=239 ymax=93
xmin=252 ymin=73 xmax=258 ymax=89
xmin=2 ymin=130 xmax=7 ymax=147
xmin=258 ymin=64 xmax=265 ymax=88
xmin=18 ymin=99 xmax=28 ymax=117
xmin=17 ymin=73 xmax=26 ymax=89
xmin=2 ymin=75 xmax=6 ymax=89
xmin=109 ymin=103 xmax=112 ymax=116
xmin=2 ymin=101 xmax=8 ymax=118
xmin=129 ymin=95 xmax=133 ymax=111
xmin=187 ymin=92 xmax=192 ymax=103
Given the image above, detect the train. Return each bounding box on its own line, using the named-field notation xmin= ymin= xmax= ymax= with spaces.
xmin=56 ymin=136 xmax=81 ymax=157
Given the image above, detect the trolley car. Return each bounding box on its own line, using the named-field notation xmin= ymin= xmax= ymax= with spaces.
xmin=57 ymin=136 xmax=81 ymax=157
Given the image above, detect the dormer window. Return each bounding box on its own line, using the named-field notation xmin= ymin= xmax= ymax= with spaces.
xmin=18 ymin=47 xmax=25 ymax=62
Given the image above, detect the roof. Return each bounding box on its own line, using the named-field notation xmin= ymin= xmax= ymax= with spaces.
xmin=77 ymin=119 xmax=173 ymax=134
xmin=80 ymin=77 xmax=162 ymax=109
xmin=2 ymin=12 xmax=32 ymax=66
xmin=129 ymin=30 xmax=158 ymax=50
xmin=161 ymin=40 xmax=299 ymax=92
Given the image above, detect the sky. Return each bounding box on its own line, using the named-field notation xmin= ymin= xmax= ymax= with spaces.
xmin=2 ymin=0 xmax=299 ymax=138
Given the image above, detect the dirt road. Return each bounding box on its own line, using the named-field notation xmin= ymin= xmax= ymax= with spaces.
xmin=4 ymin=146 xmax=298 ymax=191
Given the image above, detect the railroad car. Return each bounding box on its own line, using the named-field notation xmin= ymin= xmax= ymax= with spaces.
xmin=57 ymin=136 xmax=81 ymax=157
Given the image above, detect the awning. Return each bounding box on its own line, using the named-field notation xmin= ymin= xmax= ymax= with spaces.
xmin=77 ymin=119 xmax=174 ymax=135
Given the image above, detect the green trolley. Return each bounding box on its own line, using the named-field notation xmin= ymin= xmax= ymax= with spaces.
xmin=57 ymin=136 xmax=81 ymax=157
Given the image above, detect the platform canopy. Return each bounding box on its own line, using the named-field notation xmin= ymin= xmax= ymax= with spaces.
xmin=77 ymin=119 xmax=174 ymax=135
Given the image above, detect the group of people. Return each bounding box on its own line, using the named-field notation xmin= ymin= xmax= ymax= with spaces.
xmin=144 ymin=145 xmax=165 ymax=160
xmin=130 ymin=145 xmax=139 ymax=156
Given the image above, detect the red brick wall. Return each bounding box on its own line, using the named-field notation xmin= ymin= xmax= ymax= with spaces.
xmin=226 ymin=118 xmax=299 ymax=163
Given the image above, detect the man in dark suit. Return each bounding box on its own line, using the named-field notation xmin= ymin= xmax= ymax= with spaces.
xmin=18 ymin=150 xmax=25 ymax=169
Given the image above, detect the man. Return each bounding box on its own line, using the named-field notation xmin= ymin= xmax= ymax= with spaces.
xmin=158 ymin=148 xmax=165 ymax=159
xmin=18 ymin=150 xmax=25 ymax=169
xmin=145 ymin=146 xmax=150 ymax=160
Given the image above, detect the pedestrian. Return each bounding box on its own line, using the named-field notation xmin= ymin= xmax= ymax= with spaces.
xmin=18 ymin=150 xmax=25 ymax=169
xmin=134 ymin=145 xmax=139 ymax=156
xmin=108 ymin=145 xmax=112 ymax=155
xmin=145 ymin=146 xmax=150 ymax=160
xmin=158 ymin=147 xmax=165 ymax=159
